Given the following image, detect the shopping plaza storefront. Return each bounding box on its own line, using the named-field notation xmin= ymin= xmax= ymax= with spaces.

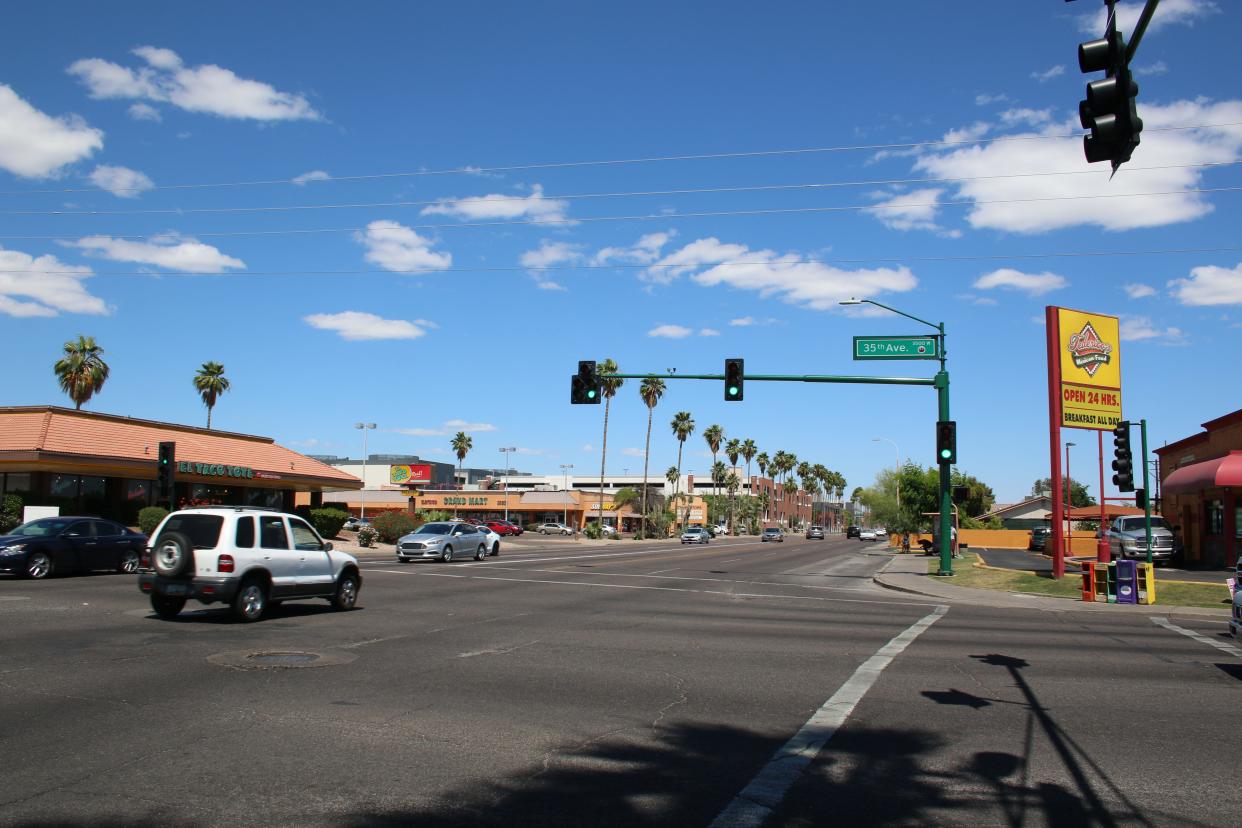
xmin=0 ymin=406 xmax=362 ymax=524
xmin=1156 ymin=408 xmax=1242 ymax=569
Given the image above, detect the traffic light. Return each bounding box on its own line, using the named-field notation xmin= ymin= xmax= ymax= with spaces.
xmin=724 ymin=358 xmax=744 ymax=401
xmin=1112 ymin=420 xmax=1134 ymax=491
xmin=570 ymin=360 xmax=600 ymax=404
xmin=936 ymin=421 xmax=956 ymax=465
xmin=952 ymin=485 xmax=969 ymax=504
xmin=1078 ymin=29 xmax=1142 ymax=170
xmin=1135 ymin=488 xmax=1147 ymax=510
xmin=157 ymin=441 xmax=175 ymax=505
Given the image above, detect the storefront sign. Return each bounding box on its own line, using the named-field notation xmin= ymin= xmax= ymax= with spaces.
xmin=443 ymin=496 xmax=491 ymax=506
xmin=1052 ymin=308 xmax=1123 ymax=431
xmin=177 ymin=461 xmax=254 ymax=479
xmin=390 ymin=463 xmax=432 ymax=485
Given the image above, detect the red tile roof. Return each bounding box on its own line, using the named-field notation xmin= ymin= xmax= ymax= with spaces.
xmin=0 ymin=406 xmax=359 ymax=488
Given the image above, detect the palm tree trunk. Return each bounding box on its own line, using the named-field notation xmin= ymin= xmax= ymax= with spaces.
xmin=673 ymin=439 xmax=684 ymax=531
xmin=206 ymin=405 xmax=213 ymax=429
xmin=640 ymin=408 xmax=653 ymax=538
xmin=598 ymin=397 xmax=610 ymax=533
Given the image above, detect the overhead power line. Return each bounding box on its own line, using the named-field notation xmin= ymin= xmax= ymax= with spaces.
xmin=13 ymin=246 xmax=1242 ymax=278
xmin=5 ymin=161 xmax=1237 ymax=217
xmin=1 ymin=122 xmax=1239 ymax=197
xmin=3 ymin=185 xmax=1240 ymax=241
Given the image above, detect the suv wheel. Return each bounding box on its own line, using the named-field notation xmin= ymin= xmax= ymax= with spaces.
xmin=331 ymin=572 xmax=359 ymax=611
xmin=25 ymin=551 xmax=54 ymax=579
xmin=232 ymin=577 xmax=268 ymax=623
xmin=440 ymin=545 xmax=454 ymax=563
xmin=475 ymin=544 xmax=487 ymax=561
xmin=151 ymin=594 xmax=185 ymax=619
xmin=118 ymin=550 xmax=140 ymax=574
xmin=152 ymin=532 xmax=195 ymax=578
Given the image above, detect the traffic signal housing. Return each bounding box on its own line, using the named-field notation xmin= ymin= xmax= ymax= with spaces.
xmin=724 ymin=358 xmax=744 ymax=401
xmin=1135 ymin=488 xmax=1147 ymax=510
xmin=157 ymin=441 xmax=175 ymax=505
xmin=1112 ymin=420 xmax=1135 ymax=491
xmin=1078 ymin=29 xmax=1142 ymax=169
xmin=936 ymin=421 xmax=956 ymax=465
xmin=571 ymin=360 xmax=600 ymax=404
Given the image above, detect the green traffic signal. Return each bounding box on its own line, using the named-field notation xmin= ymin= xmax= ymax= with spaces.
xmin=728 ymin=385 xmax=739 ymax=397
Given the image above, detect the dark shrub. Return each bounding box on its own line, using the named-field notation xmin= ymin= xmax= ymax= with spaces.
xmin=138 ymin=506 xmax=169 ymax=536
xmin=0 ymin=494 xmax=22 ymax=533
xmin=309 ymin=507 xmax=349 ymax=539
xmin=373 ymin=511 xmax=417 ymax=543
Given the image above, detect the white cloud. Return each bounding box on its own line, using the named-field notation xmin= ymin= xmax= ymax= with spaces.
xmin=72 ymin=233 xmax=244 ymax=273
xmin=392 ymin=419 xmax=497 ymax=437
xmin=699 ymin=328 xmax=720 ymax=337
xmin=1081 ymin=0 xmax=1218 ymax=35
xmin=1031 ymin=65 xmax=1065 ymax=83
xmin=999 ymin=108 xmax=1053 ymax=128
xmin=581 ymin=443 xmax=594 ymax=452
xmin=975 ymin=93 xmax=1009 ymax=106
xmin=1120 ymin=316 xmax=1185 ymax=342
xmin=593 ymin=230 xmax=677 ymax=266
xmin=648 ymin=237 xmax=917 ymax=311
xmin=913 ymin=99 xmax=1242 ymax=233
xmin=127 ymin=102 xmax=161 ymax=122
xmin=974 ymin=268 xmax=1067 ymax=296
xmin=1168 ymin=261 xmax=1242 ymax=306
xmin=1136 ymin=60 xmax=1169 ymax=76
xmin=0 ymin=84 xmax=103 ymax=178
xmin=535 ymin=279 xmax=567 ymax=291
xmin=621 ymin=447 xmax=646 ymax=458
xmin=68 ymin=46 xmax=320 ymax=121
xmin=729 ymin=316 xmax=756 ymax=326
xmin=89 ymin=164 xmax=153 ymax=198
xmin=865 ymin=188 xmax=946 ymax=232
xmin=292 ymin=169 xmax=330 ymax=185
xmin=303 ymin=311 xmax=429 ymax=341
xmin=355 ymin=220 xmax=451 ymax=272
xmin=0 ymin=246 xmax=108 ymax=317
xmin=649 ymin=324 xmax=693 ymax=339
xmin=955 ymin=293 xmax=1000 ymax=306
xmin=520 ymin=240 xmax=582 ymax=270
xmin=1124 ymin=283 xmax=1157 ymax=299
xmin=420 ymin=184 xmax=570 ymax=224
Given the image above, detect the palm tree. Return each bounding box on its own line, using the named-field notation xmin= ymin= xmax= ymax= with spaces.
xmin=702 ymin=425 xmax=724 ymax=497
xmin=740 ymin=439 xmax=757 ymax=494
xmin=53 ymin=335 xmax=109 ymax=410
xmin=595 ymin=358 xmax=624 ymax=533
xmin=638 ymin=377 xmax=666 ymax=538
xmin=725 ymin=471 xmax=741 ymax=534
xmin=783 ymin=478 xmax=799 ymax=528
xmin=665 ymin=465 xmax=681 ymax=532
xmin=193 ymin=361 xmax=230 ymax=429
xmin=670 ymin=411 xmax=695 ymax=531
xmin=450 ymin=431 xmax=473 ymax=516
xmin=756 ymin=451 xmax=769 ymax=479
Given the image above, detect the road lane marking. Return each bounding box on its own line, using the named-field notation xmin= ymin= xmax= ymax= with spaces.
xmin=1151 ymin=617 xmax=1242 ymax=659
xmin=710 ymin=605 xmax=949 ymax=828
xmin=453 ymin=565 xmax=895 ymax=596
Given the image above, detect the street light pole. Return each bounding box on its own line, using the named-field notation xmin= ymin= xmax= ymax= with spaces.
xmin=355 ymin=422 xmax=376 ymax=520
xmin=843 ymin=297 xmax=950 ymax=574
xmin=559 ymin=463 xmax=574 ymax=527
xmin=499 ymin=447 xmax=516 ymax=524
xmin=873 ymin=437 xmax=900 ymax=508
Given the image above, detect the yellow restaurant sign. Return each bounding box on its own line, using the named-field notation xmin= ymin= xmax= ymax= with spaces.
xmin=1056 ymin=307 xmax=1122 ymax=431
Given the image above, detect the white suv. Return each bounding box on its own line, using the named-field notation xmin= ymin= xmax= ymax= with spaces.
xmin=138 ymin=507 xmax=362 ymax=622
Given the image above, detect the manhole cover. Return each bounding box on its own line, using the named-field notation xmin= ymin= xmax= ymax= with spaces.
xmin=207 ymin=649 xmax=357 ymax=670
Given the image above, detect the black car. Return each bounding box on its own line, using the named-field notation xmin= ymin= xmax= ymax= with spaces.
xmin=846 ymin=525 xmax=860 ymax=539
xmin=0 ymin=517 xmax=147 ymax=580
xmin=1028 ymin=526 xmax=1050 ymax=552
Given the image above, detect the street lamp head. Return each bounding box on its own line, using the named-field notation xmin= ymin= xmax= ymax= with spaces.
xmin=355 ymin=422 xmax=376 ymax=430
xmin=839 ymin=298 xmax=863 ymax=306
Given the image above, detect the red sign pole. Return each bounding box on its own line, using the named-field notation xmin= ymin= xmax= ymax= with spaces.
xmin=1097 ymin=430 xmax=1110 ymax=561
xmin=1046 ymin=306 xmax=1065 ymax=579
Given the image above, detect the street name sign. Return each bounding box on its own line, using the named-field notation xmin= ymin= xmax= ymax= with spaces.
xmin=853 ymin=335 xmax=939 ymax=360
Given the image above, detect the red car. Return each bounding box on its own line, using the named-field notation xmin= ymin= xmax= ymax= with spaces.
xmin=493 ymin=520 xmax=524 ymax=536
xmin=485 ymin=520 xmax=517 ymax=536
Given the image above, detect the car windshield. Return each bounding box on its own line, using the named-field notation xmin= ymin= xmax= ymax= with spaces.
xmin=8 ymin=518 xmax=74 ymax=537
xmin=1121 ymin=517 xmax=1171 ymax=532
xmin=418 ymin=523 xmax=452 ymax=535
xmin=764 ymin=529 xmax=780 ymax=534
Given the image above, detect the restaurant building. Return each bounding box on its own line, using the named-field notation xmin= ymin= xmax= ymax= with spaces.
xmin=0 ymin=406 xmax=362 ymax=524
xmin=1154 ymin=407 xmax=1242 ymax=568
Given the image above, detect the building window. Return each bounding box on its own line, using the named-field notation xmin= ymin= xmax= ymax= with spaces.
xmin=1206 ymin=499 xmax=1224 ymax=535
xmin=126 ymin=479 xmax=151 ymax=505
xmin=50 ymin=474 xmax=79 ymax=500
xmin=2 ymin=472 xmax=33 ymax=495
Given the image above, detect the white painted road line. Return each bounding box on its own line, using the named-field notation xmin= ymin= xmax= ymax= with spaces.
xmin=1151 ymin=616 xmax=1242 ymax=659
xmin=709 ymin=605 xmax=950 ymax=828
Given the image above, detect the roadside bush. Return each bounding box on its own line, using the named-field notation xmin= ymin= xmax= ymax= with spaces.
xmin=373 ymin=511 xmax=417 ymax=543
xmin=583 ymin=523 xmax=602 ymax=539
xmin=357 ymin=525 xmax=378 ymax=547
xmin=309 ymin=508 xmax=349 ymax=538
xmin=138 ymin=506 xmax=168 ymax=536
xmin=525 ymin=523 xmax=541 ymax=533
xmin=0 ymin=494 xmax=22 ymax=533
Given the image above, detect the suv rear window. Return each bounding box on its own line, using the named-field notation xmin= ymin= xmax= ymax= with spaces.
xmin=161 ymin=515 xmax=224 ymax=549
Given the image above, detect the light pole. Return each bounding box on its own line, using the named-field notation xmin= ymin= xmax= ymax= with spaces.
xmin=560 ymin=463 xmax=574 ymax=527
xmin=499 ymin=447 xmax=516 ymax=524
xmin=1064 ymin=441 xmax=1076 ymax=555
xmin=841 ymin=297 xmax=950 ymax=574
xmin=872 ymin=437 xmax=900 ymax=508
xmin=355 ymin=422 xmax=376 ymax=519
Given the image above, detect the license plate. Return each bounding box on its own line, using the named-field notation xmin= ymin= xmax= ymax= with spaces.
xmin=163 ymin=583 xmax=188 ymax=596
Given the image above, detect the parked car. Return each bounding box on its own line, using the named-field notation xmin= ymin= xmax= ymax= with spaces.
xmin=598 ymin=524 xmax=618 ymax=537
xmin=1232 ymin=556 xmax=1242 ymax=639
xmin=474 ymin=524 xmax=502 ymax=557
xmin=0 ymin=517 xmax=147 ymax=579
xmin=1028 ymin=526 xmax=1050 ymax=551
xmin=397 ymin=521 xmax=493 ymax=563
xmin=714 ymin=525 xmax=729 ymax=536
xmin=484 ymin=520 xmax=516 ymax=536
xmin=873 ymin=527 xmax=888 ymax=542
xmin=1103 ymin=515 xmax=1180 ymax=563
xmin=761 ymin=527 xmax=784 ymax=543
xmin=137 ymin=507 xmax=360 ymax=622
xmin=538 ymin=522 xmax=574 ymax=535
xmin=859 ymin=528 xmax=877 ymax=542
xmin=805 ymin=525 xmax=825 ymax=540
xmin=680 ymin=527 xmax=711 ymax=545
xmin=342 ymin=517 xmax=372 ymax=532
xmin=846 ymin=525 xmax=860 ymax=539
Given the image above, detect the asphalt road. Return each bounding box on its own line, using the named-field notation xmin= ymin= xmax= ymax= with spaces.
xmin=1 ymin=535 xmax=1238 ymax=826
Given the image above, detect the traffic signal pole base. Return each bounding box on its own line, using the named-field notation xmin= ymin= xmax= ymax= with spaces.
xmin=933 ymin=570 xmax=955 ymax=578
xmin=1097 ymin=538 xmax=1111 ymax=563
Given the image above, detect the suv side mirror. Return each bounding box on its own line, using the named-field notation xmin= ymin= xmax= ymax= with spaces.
xmin=323 ymin=541 xmax=333 ymax=552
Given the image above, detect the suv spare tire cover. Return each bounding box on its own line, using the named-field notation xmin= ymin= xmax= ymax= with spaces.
xmin=152 ymin=531 xmax=195 ymax=578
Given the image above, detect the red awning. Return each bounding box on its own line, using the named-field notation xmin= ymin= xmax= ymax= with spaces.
xmin=1163 ymin=451 xmax=1242 ymax=495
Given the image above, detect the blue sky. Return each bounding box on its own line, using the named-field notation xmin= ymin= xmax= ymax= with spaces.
xmin=2 ymin=1 xmax=1240 ymax=503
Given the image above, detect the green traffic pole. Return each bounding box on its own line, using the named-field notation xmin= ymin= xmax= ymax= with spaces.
xmin=936 ymin=368 xmax=953 ymax=576
xmin=1141 ymin=418 xmax=1153 ymax=565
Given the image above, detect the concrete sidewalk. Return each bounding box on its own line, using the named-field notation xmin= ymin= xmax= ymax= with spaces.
xmin=873 ymin=552 xmax=1231 ymax=618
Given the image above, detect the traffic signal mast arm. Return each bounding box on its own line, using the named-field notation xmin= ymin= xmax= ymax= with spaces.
xmin=599 ymin=371 xmax=936 ymax=387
